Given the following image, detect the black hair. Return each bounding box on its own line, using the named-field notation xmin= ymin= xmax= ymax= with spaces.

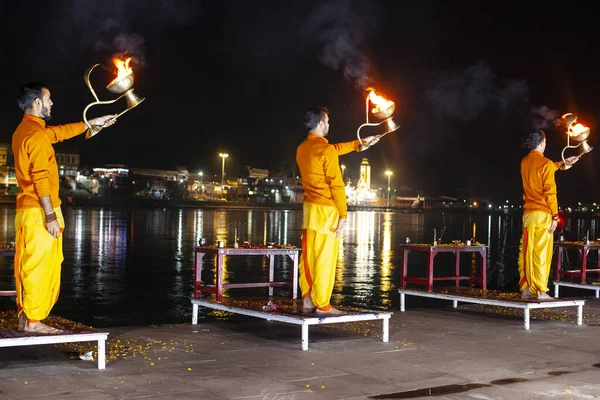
xmin=303 ymin=107 xmax=329 ymax=132
xmin=17 ymin=82 xmax=48 ymax=112
xmin=522 ymin=130 xmax=546 ymax=150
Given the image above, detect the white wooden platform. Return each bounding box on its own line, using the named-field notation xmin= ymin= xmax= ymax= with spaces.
xmin=0 ymin=331 xmax=109 ymax=369
xmin=398 ymin=287 xmax=585 ymax=330
xmin=191 ymin=298 xmax=391 ymax=350
xmin=553 ymin=281 xmax=600 ymax=299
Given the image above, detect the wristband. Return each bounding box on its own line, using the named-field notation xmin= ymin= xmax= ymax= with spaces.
xmin=552 ymin=214 xmax=559 ymax=221
xmin=45 ymin=211 xmax=57 ymax=223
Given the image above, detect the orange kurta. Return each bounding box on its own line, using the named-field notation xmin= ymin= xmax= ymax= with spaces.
xmin=12 ymin=114 xmax=85 ymax=210
xmin=296 ymin=134 xmax=360 ymax=310
xmin=521 ymin=150 xmax=559 ymax=217
xmin=296 ymin=134 xmax=359 ymax=219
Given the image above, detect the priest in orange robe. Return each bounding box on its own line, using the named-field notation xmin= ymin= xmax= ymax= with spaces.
xmin=12 ymin=82 xmax=116 ymax=334
xmin=296 ymin=107 xmax=379 ymax=314
xmin=518 ymin=131 xmax=579 ymax=301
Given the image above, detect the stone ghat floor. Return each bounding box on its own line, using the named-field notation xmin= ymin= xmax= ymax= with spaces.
xmin=0 ymin=298 xmax=599 ymax=399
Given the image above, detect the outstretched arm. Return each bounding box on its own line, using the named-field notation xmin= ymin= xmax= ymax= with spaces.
xmin=45 ymin=115 xmax=117 ymax=143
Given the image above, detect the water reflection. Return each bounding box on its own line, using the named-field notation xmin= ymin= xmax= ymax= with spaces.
xmin=1 ymin=205 xmax=597 ymax=327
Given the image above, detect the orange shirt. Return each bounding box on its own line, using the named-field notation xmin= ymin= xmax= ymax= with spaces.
xmin=521 ymin=150 xmax=559 ymax=216
xmin=296 ymin=133 xmax=360 ymax=219
xmin=12 ymin=114 xmax=85 ymax=210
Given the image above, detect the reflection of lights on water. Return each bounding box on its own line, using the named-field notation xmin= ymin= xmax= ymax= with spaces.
xmin=194 ymin=210 xmax=203 ymax=246
xmin=177 ymin=209 xmax=183 ymax=254
xmin=380 ymin=212 xmax=392 ymax=295
xmin=352 ymin=212 xmax=376 ymax=299
xmin=283 ymin=210 xmax=289 ymax=245
xmin=487 ymin=215 xmax=492 ymax=248
xmin=214 ymin=211 xmax=229 ymax=280
xmin=247 ymin=210 xmax=253 ymax=242
xmin=98 ymin=209 xmax=105 ymax=260
xmin=74 ymin=210 xmax=84 ymax=263
xmin=263 ymin=212 xmax=268 ymax=245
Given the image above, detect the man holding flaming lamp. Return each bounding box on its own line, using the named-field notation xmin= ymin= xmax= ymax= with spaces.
xmin=296 ymin=107 xmax=380 ymax=315
xmin=518 ymin=130 xmax=580 ymax=301
xmin=12 ymin=82 xmax=116 ymax=334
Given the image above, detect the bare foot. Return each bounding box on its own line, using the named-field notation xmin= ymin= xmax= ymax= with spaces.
xmin=521 ymin=289 xmax=534 ymax=300
xmin=18 ymin=312 xmax=26 ymax=331
xmin=302 ymin=293 xmax=315 ymax=313
xmin=537 ymin=291 xmax=554 ymax=302
xmin=316 ymin=307 xmax=344 ymax=316
xmin=24 ymin=321 xmax=63 ymax=335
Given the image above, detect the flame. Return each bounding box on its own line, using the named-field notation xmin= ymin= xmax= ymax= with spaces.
xmin=568 ymin=123 xmax=589 ymax=137
xmin=366 ymin=88 xmax=394 ymax=114
xmin=109 ymin=56 xmax=133 ymax=86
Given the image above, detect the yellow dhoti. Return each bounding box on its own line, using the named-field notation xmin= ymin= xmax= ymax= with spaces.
xmin=14 ymin=207 xmax=64 ymax=321
xmin=298 ymin=203 xmax=340 ymax=312
xmin=518 ymin=211 xmax=553 ymax=296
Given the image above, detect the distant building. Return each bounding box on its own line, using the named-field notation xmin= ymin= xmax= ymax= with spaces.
xmin=55 ymin=152 xmax=80 ymax=177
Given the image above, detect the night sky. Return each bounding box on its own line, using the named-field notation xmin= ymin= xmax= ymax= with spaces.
xmin=1 ymin=0 xmax=598 ymax=205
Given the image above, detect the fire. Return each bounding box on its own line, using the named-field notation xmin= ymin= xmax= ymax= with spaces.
xmin=366 ymin=88 xmax=394 ymax=114
xmin=568 ymin=123 xmax=589 ymax=137
xmin=109 ymin=56 xmax=133 ymax=86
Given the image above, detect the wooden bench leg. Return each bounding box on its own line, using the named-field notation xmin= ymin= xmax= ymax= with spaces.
xmin=382 ymin=317 xmax=389 ymax=343
xmin=301 ymin=324 xmax=309 ymax=351
xmin=98 ymin=338 xmax=106 ymax=370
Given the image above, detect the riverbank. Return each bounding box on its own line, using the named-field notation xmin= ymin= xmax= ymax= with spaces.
xmin=1 ymin=298 xmax=599 ymax=399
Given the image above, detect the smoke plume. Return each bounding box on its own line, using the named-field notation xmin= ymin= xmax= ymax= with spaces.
xmin=530 ymin=105 xmax=561 ymax=132
xmin=67 ymin=0 xmax=205 ymax=67
xmin=303 ymin=0 xmax=380 ymax=89
xmin=425 ymin=61 xmax=529 ymax=122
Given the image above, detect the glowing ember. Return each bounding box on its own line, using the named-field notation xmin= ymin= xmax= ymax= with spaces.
xmin=108 ymin=56 xmax=133 ymax=86
xmin=366 ymin=88 xmax=394 ymax=115
xmin=568 ymin=123 xmax=590 ymax=137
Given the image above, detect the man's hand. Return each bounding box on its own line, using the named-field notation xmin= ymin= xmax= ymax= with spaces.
xmin=46 ymin=220 xmax=60 ymax=238
xmin=334 ymin=218 xmax=347 ymax=237
xmin=358 ymin=135 xmax=381 ymax=151
xmin=90 ymin=115 xmax=117 ymax=129
xmin=362 ymin=135 xmax=380 ymax=146
xmin=565 ymin=156 xmax=580 ymax=165
xmin=549 ymin=220 xmax=558 ymax=234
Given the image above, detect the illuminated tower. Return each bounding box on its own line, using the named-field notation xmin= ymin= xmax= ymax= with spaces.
xmin=358 ymin=157 xmax=371 ymax=190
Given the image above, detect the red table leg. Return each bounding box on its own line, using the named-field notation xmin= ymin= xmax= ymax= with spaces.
xmin=216 ymin=253 xmax=224 ymax=302
xmin=427 ymin=249 xmax=435 ymax=291
xmin=454 ymin=251 xmax=460 ymax=287
xmin=401 ymin=249 xmax=410 ymax=288
xmin=194 ymin=251 xmax=205 ymax=298
xmin=581 ymin=248 xmax=589 ymax=284
xmin=479 ymin=249 xmax=487 ymax=290
xmin=597 ymin=249 xmax=600 ymax=281
xmin=555 ymin=245 xmax=563 ymax=281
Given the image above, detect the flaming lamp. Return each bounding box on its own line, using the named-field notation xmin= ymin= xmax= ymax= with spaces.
xmin=82 ymin=57 xmax=145 ymax=139
xmin=356 ymin=88 xmax=400 ymax=150
xmin=561 ymin=113 xmax=592 ymax=170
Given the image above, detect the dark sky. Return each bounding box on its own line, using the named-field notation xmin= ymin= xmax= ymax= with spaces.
xmin=1 ymin=0 xmax=598 ymax=204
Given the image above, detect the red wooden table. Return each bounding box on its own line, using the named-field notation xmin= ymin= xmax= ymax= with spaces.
xmin=555 ymin=241 xmax=600 ymax=284
xmin=401 ymin=244 xmax=487 ymax=291
xmin=194 ymin=246 xmax=300 ymax=302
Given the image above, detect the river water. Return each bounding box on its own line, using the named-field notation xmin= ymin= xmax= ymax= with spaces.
xmin=0 ymin=205 xmax=595 ymax=327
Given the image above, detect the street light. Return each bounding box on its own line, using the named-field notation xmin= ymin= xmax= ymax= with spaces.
xmin=198 ymin=171 xmax=203 ymax=184
xmin=219 ymin=153 xmax=228 ymax=188
xmin=385 ymin=170 xmax=393 ymax=207
xmin=341 ymin=164 xmax=346 ymax=182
